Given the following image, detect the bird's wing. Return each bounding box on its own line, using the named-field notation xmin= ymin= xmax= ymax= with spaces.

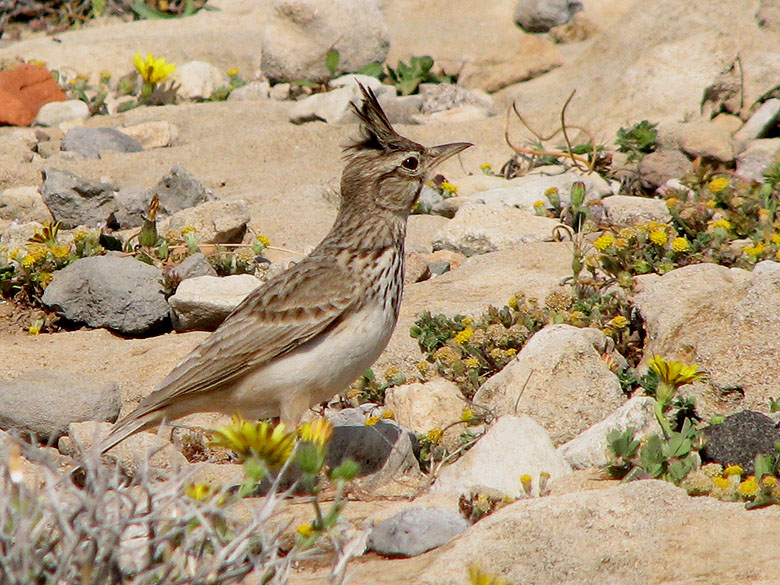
xmin=140 ymin=256 xmax=360 ymax=409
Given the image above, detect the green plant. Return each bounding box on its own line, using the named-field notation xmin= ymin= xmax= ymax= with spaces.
xmin=615 ymin=120 xmax=658 ymax=161
xmin=347 ymin=367 xmax=405 ymax=404
xmin=385 ymin=55 xmax=452 ymax=95
xmin=131 ymin=0 xmax=213 ymax=20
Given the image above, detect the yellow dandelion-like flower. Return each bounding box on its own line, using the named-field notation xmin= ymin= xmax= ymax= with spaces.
xmin=21 ymin=255 xmax=36 ymax=268
xmin=709 ymin=218 xmax=731 ymax=231
xmin=440 ymin=181 xmax=458 ymax=195
xmin=181 ymin=225 xmax=197 ymax=235
xmin=468 ymin=565 xmax=512 ymax=585
xmin=426 ymin=427 xmax=443 ymax=444
xmin=381 ymin=410 xmax=395 ymax=420
xmin=365 ymin=416 xmax=380 ymax=426
xmin=762 ymin=475 xmax=778 ymax=488
xmin=649 ymin=229 xmax=668 ymax=246
xmin=8 ymin=248 xmax=19 ymax=261
xmin=708 ymin=177 xmax=729 ymax=193
xmin=648 ymin=355 xmax=706 ymax=388
xmin=298 ymin=417 xmax=333 ymax=447
xmin=508 ymin=295 xmax=518 ymax=310
xmin=593 ymin=233 xmax=615 ymax=252
xmin=256 ymin=234 xmax=271 ymax=247
xmin=461 ymin=408 xmax=474 ymax=422
xmin=226 ymin=67 xmax=239 ymax=76
xmin=479 ymin=163 xmax=492 ymax=171
xmin=737 ymin=476 xmax=759 ymax=498
xmin=72 ymin=229 xmax=89 ymax=243
xmin=28 ymin=323 xmax=41 ymax=335
xmin=723 ymin=464 xmax=743 ymax=477
xmin=38 ymin=272 xmax=53 ymax=288
xmin=454 ymin=327 xmax=474 ymax=345
xmin=505 ymin=348 xmax=517 ymax=357
xmin=712 ymin=476 xmax=730 ymax=489
xmin=608 ymin=315 xmax=629 ymax=329
xmin=185 ymin=483 xmax=215 ymax=502
xmin=671 ymin=237 xmax=690 ymax=253
xmin=461 ymin=316 xmax=474 ymax=327
xmin=133 ymin=52 xmax=176 ymax=84
xmin=533 ymin=200 xmax=546 ymax=209
xmin=647 ymin=221 xmax=666 ymax=232
xmin=665 ymin=197 xmax=680 ymax=208
xmin=772 ymin=233 xmax=780 ymax=245
xmin=297 ymin=523 xmax=315 ymax=538
xmin=520 ymin=473 xmax=533 ymax=496
xmin=614 ymin=237 xmax=628 ymax=250
xmin=742 ymin=242 xmax=764 ymax=256
xmin=544 ymin=186 xmax=559 ymax=197
xmin=705 ymin=199 xmax=716 ymax=208
xmin=209 ymin=415 xmax=296 ymax=469
xmin=50 ymin=244 xmax=71 ymax=259
xmin=464 ymin=357 xmax=480 ymax=368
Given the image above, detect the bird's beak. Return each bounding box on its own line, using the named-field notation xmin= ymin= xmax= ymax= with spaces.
xmin=426 ymin=142 xmax=473 ymax=168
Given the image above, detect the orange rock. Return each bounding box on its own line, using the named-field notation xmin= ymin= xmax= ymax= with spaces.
xmin=0 ymin=64 xmax=66 ymax=126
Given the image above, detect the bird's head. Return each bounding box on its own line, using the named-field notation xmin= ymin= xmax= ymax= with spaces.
xmin=341 ymin=83 xmax=471 ymax=216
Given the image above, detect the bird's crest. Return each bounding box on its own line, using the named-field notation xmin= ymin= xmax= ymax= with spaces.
xmin=347 ymin=83 xmax=416 ymax=153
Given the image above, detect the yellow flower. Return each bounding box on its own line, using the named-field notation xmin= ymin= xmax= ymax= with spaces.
xmin=614 ymin=237 xmax=628 ymax=250
xmin=712 ymin=476 xmax=730 ymax=489
xmin=708 ymin=218 xmax=731 ymax=231
xmin=381 ymin=410 xmax=395 ymax=420
xmin=665 ymin=197 xmax=680 ymax=208
xmin=454 ymin=327 xmax=474 ymax=345
xmin=772 ymin=233 xmax=780 ymax=245
xmin=209 ymin=415 xmax=296 ymax=469
xmin=520 ymin=473 xmax=532 ymax=496
xmin=593 ymin=233 xmax=615 ymax=252
xmin=298 ymin=417 xmax=333 ymax=446
xmin=226 ymin=67 xmax=239 ymax=76
xmin=776 ymin=249 xmax=780 ymax=263
xmin=544 ymin=186 xmax=559 ymax=197
xmin=649 ymin=229 xmax=668 ymax=246
xmin=433 ymin=346 xmax=460 ymax=364
xmin=618 ymin=227 xmax=636 ymax=240
xmin=723 ymin=465 xmax=743 ymax=477
xmin=426 ymin=427 xmax=443 ymax=444
xmin=505 ymin=348 xmax=517 ymax=357
xmin=737 ymin=476 xmax=759 ymax=498
xmin=181 ymin=225 xmax=197 ymax=235
xmin=8 ymin=248 xmax=19 ymax=261
xmin=671 ymin=237 xmax=690 ymax=253
xmin=648 ymin=355 xmax=706 ymax=388
xmin=185 ymin=482 xmax=214 ymax=502
xmin=479 ymin=163 xmax=492 ymax=171
xmin=508 ymin=295 xmax=518 ymax=310
xmin=705 ymin=199 xmax=716 ymax=209
xmin=416 ymin=360 xmax=430 ymax=375
xmin=461 ymin=408 xmax=474 ymax=422
xmin=297 ymin=523 xmax=315 ymax=538
xmin=256 ymin=234 xmax=271 ymax=247
xmin=21 ymin=255 xmax=36 ymax=267
xmin=38 ymin=272 xmax=53 ymax=288
xmin=440 ymin=181 xmax=458 ymax=195
xmin=468 ymin=565 xmax=512 ymax=585
xmin=759 ymin=208 xmax=771 ymax=223
xmin=742 ymin=242 xmax=764 ymax=256
xmin=235 ymin=247 xmax=255 ymax=263
xmin=608 ymin=315 xmax=629 ymax=329
xmin=28 ymin=323 xmax=41 ymax=335
xmin=365 ymin=416 xmax=380 ymax=426
xmin=461 ymin=317 xmax=474 ymax=326
xmin=533 ymin=200 xmax=546 ymax=209
xmin=708 ymin=177 xmax=729 ymax=193
xmin=132 ymin=52 xmax=176 ymax=84
xmin=464 ymin=357 xmax=480 ymax=368
xmin=50 ymin=244 xmax=71 ymax=259
xmin=762 ymin=475 xmax=778 ymax=488
xmin=72 ymin=229 xmax=89 ymax=243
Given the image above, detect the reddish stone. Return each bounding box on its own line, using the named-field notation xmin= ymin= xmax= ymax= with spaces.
xmin=0 ymin=64 xmax=66 ymax=126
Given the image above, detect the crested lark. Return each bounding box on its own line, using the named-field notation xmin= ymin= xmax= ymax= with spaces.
xmin=101 ymin=83 xmax=471 ymax=453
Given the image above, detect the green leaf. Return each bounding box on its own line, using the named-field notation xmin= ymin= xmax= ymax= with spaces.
xmin=640 ymin=434 xmax=665 ymax=478
xmin=358 ymin=62 xmax=383 ymax=78
xmin=667 ymin=456 xmax=694 ymax=484
xmin=607 ymin=427 xmax=640 ymax=459
xmin=330 ymin=458 xmax=360 ymax=481
xmin=325 ymin=49 xmax=340 ymax=77
xmin=754 ymin=453 xmax=775 ymax=480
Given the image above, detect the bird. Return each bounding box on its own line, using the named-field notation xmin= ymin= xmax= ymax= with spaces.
xmin=99 ymin=83 xmax=472 ymax=455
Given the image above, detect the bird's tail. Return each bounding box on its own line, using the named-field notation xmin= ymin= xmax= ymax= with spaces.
xmin=100 ymin=407 xmax=163 ymax=455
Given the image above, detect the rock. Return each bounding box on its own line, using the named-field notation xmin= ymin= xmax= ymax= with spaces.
xmin=61 ymin=126 xmax=144 ymax=160
xmin=432 ymin=415 xmax=572 ymax=498
xmin=170 ymin=252 xmax=218 ymax=281
xmin=735 ymin=139 xmax=780 ymax=183
xmin=60 ymin=420 xmax=187 ymax=477
xmin=39 ymin=167 xmax=118 ymax=228
xmin=384 ymin=378 xmax=466 ymax=449
xmin=0 ymin=64 xmax=66 ymax=126
xmin=367 ymin=508 xmax=469 ymax=557
xmin=418 ymin=84 xmax=493 ymax=115
xmin=637 ymin=150 xmax=694 ymax=189
xmin=34 ymin=100 xmax=90 ymax=127
xmin=432 ymin=205 xmax=561 ymax=257
xmin=406 ymin=213 xmax=450 ymax=252
xmin=700 ymin=410 xmax=780 ymax=473
xmin=269 ymin=82 xmax=291 ymax=101
xmin=328 ymin=74 xmax=386 ymax=92
xmin=413 ymin=105 xmax=492 ymax=124
xmin=227 ymin=80 xmax=271 ymax=101
xmin=372 ymin=94 xmax=423 ymax=125
xmin=261 ymin=0 xmax=390 ymax=83
xmin=172 ymin=61 xmax=230 ymax=101
xmin=149 ymin=166 xmax=217 ymax=216
xmin=0 ymin=186 xmax=52 ymax=224
xmin=458 ymin=34 xmax=562 ymax=92
xmin=0 ymin=370 xmax=120 ymax=441
xmin=549 ymin=12 xmax=599 ymax=43
xmin=473 ymin=325 xmax=625 ymax=444
xmin=733 ymin=98 xmax=780 ymax=143
xmin=327 ymin=420 xmax=420 ymax=489
xmin=404 ymin=249 xmax=464 ymax=284
xmin=463 ymin=168 xmax=613 ymax=213
xmin=513 ymin=0 xmax=583 ymax=32
xmin=633 ymin=262 xmax=780 ymax=416
xmin=159 ymin=199 xmax=251 ymax=244
xmin=601 ymin=195 xmax=672 ymax=227
xmin=113 ymin=186 xmax=152 ymax=228
xmin=558 ymin=397 xmax=661 ymax=469
xmin=169 ymin=274 xmax=262 ymax=332
xmin=289 ymin=86 xmax=357 ymax=124
xmin=415 ymin=480 xmax=780 ymax=585
xmin=42 ymin=255 xmax=170 ymax=336
xmin=679 ymin=121 xmax=735 ymax=163
xmin=119 ymin=121 xmax=179 ymax=149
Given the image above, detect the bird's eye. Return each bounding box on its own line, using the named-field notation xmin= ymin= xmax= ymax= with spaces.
xmin=401 ymin=156 xmax=419 ymax=170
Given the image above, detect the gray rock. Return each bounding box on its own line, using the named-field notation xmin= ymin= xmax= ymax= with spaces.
xmin=170 ymin=252 xmax=218 ymax=281
xmin=473 ymin=325 xmax=625 ymax=444
xmin=61 ymin=126 xmax=143 ymax=160
xmin=700 ymin=410 xmax=780 ymax=474
xmin=638 ymin=149 xmax=694 ymax=189
xmin=149 ymin=166 xmax=216 ymax=216
xmin=327 ymin=420 xmax=419 ymax=489
xmin=42 ymin=255 xmax=169 ymax=335
xmin=415 ymin=184 xmax=445 ymax=214
xmin=367 ymin=508 xmax=469 ymax=557
xmin=169 ymin=274 xmax=262 ymax=332
xmin=0 ymin=185 xmax=52 ymax=224
xmin=261 ymin=0 xmax=390 ymax=83
xmin=34 ymin=100 xmax=90 ymax=127
xmin=289 ymin=84 xmax=397 ymax=124
xmin=734 ymin=98 xmax=780 ymax=142
xmin=378 ymin=94 xmax=423 ymax=124
xmin=419 ymin=83 xmax=493 ymax=115
xmin=558 ymin=396 xmax=661 ymax=469
xmin=432 ymin=415 xmax=572 ymax=498
xmin=159 ymin=199 xmax=250 ymax=244
xmin=113 ymin=185 xmax=151 ymax=228
xmin=40 ymin=167 xmax=118 ymax=228
xmin=513 ymin=0 xmax=583 ymax=32
xmin=0 ymin=370 xmax=120 ymax=442
xmin=227 ymin=80 xmax=271 ymax=101
xmin=172 ymin=60 xmax=229 ymax=101
xmin=326 ymin=404 xmax=385 ymax=426
xmin=432 ymin=205 xmax=561 ymax=257
xmin=735 ymin=139 xmax=780 ymax=183
xmin=601 ymin=195 xmax=672 ymax=227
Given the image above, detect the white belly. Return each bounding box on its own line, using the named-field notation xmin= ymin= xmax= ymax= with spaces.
xmin=228 ymin=299 xmax=397 ymax=419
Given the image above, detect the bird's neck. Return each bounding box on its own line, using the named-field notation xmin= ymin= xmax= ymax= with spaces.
xmin=321 ymin=204 xmax=407 ymax=253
